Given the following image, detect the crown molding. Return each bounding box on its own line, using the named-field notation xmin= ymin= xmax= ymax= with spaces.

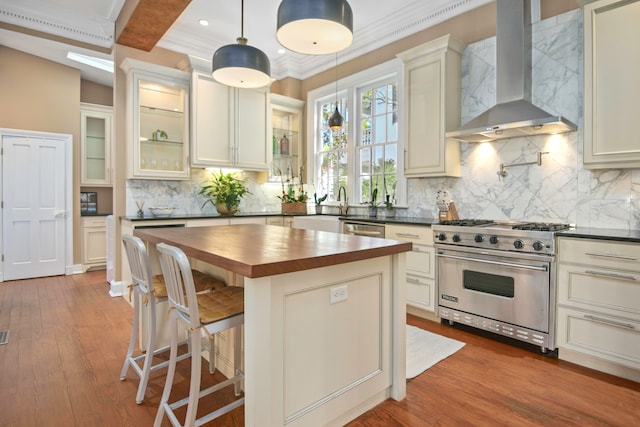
xmin=0 ymin=2 xmax=116 ymax=48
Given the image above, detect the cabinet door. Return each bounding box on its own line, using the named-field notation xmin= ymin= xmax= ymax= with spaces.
xmin=191 ymin=73 xmax=234 ymax=168
xmin=236 ymin=88 xmax=270 ymax=170
xmin=398 ymin=35 xmax=463 ymax=178
xmin=121 ymin=58 xmax=190 ymax=180
xmin=80 ymin=105 xmax=111 ymax=186
xmin=270 ymin=94 xmax=304 ymax=180
xmin=82 ymin=217 xmax=107 ymax=268
xmin=584 ymin=0 xmax=640 ymax=168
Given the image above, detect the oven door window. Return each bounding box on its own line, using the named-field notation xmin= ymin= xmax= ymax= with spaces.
xmin=463 ymin=270 xmax=514 ymax=298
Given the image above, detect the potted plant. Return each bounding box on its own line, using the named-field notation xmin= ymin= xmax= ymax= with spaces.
xmin=313 ymin=192 xmax=327 ymax=214
xmin=277 ymin=166 xmax=308 ymax=214
xmin=367 ymin=187 xmax=379 ymax=217
xmin=199 ymin=170 xmax=250 ymax=216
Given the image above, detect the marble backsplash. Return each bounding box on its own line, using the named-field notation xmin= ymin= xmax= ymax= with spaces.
xmin=406 ymin=9 xmax=640 ymax=230
xmin=126 ymin=10 xmax=639 ymax=230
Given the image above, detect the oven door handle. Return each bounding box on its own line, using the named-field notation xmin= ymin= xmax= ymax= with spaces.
xmin=437 ymin=253 xmax=549 ymax=272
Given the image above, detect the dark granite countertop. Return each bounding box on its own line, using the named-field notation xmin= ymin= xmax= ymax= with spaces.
xmin=558 ymin=227 xmax=640 ymax=243
xmin=122 ymin=211 xmax=286 ymax=221
xmin=339 ymin=215 xmax=438 ymax=226
xmin=121 ymin=212 xmax=439 ymax=226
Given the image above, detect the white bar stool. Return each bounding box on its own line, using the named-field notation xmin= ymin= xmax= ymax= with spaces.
xmin=154 ymin=242 xmax=244 ymax=427
xmin=119 ymin=234 xmax=225 ymax=404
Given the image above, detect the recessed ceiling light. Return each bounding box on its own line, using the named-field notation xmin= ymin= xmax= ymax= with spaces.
xmin=277 ymin=48 xmax=286 ymax=54
xmin=66 ymin=52 xmax=113 ymax=73
xmin=199 ymin=19 xmax=209 ymax=26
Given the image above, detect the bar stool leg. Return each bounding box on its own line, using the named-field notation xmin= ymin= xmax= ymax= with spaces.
xmin=154 ymin=310 xmax=179 ymax=427
xmin=136 ymin=292 xmax=157 ymax=404
xmin=185 ymin=330 xmax=203 ymax=426
xmin=234 ymin=326 xmax=242 ymax=396
xmin=119 ymin=287 xmax=140 ymax=381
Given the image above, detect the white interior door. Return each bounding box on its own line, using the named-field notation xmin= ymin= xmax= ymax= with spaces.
xmin=2 ymin=131 xmax=69 ymax=281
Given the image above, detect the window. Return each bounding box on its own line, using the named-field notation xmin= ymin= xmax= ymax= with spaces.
xmin=356 ymin=80 xmax=398 ymax=206
xmin=308 ymin=59 xmax=405 ymax=207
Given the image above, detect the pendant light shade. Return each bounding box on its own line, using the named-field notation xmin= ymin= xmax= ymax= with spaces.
xmin=329 ymin=106 xmax=343 ymax=130
xmin=329 ymin=53 xmax=343 ymax=130
xmin=212 ymin=0 xmax=271 ymax=88
xmin=276 ymin=0 xmax=353 ymax=55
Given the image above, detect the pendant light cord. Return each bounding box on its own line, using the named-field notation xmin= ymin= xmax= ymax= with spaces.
xmin=241 ymin=0 xmax=244 ymax=39
xmin=335 ymin=52 xmax=339 ymax=107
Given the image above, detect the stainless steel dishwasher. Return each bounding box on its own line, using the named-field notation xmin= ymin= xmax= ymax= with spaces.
xmin=342 ymin=220 xmax=385 ymax=238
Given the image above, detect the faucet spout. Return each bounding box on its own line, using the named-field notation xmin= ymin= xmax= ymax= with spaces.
xmin=337 ymin=186 xmax=349 ymax=215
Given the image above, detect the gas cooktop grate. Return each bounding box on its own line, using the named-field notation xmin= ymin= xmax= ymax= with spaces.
xmin=438 ymin=219 xmax=493 ymax=226
xmin=512 ymin=223 xmax=570 ymax=232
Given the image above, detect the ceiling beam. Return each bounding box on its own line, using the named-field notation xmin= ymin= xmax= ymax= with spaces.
xmin=116 ymin=0 xmax=191 ymax=51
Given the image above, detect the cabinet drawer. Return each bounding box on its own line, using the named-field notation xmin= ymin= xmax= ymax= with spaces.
xmin=406 ymin=273 xmax=435 ymax=312
xmin=406 ymin=244 xmax=435 ymax=278
xmin=385 ymin=224 xmax=433 ymax=245
xmin=557 ymin=264 xmax=640 ymax=321
xmin=558 ymin=237 xmax=640 ymax=272
xmin=82 ymin=217 xmax=106 ymax=227
xmin=557 ymin=307 xmax=640 ymax=371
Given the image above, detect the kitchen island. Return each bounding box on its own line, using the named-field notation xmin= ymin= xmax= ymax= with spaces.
xmin=134 ymin=224 xmax=411 ymax=426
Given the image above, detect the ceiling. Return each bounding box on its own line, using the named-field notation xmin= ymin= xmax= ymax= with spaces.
xmin=0 ymin=0 xmax=491 ymax=87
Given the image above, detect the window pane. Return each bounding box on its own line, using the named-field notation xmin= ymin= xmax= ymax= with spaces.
xmin=385 ymin=144 xmax=397 ymax=174
xmin=373 ymin=146 xmax=384 ymax=173
xmin=360 ymin=147 xmax=371 ymax=174
xmin=374 ymin=115 xmax=386 ymax=143
xmin=388 ymin=115 xmax=397 ymax=142
xmin=374 ymin=87 xmax=386 ymax=115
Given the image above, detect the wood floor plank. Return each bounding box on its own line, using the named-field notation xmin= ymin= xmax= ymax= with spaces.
xmin=0 ymin=271 xmax=639 ymax=426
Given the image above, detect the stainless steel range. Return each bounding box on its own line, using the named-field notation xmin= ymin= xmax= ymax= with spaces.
xmin=432 ymin=219 xmax=571 ymax=352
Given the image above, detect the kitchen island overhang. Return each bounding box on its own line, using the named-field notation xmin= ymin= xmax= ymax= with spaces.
xmin=134 ymin=224 xmax=411 ymax=426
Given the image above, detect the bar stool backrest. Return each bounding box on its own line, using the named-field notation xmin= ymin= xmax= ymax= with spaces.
xmin=122 ymin=234 xmax=155 ymax=296
xmin=156 ymin=242 xmax=200 ymax=331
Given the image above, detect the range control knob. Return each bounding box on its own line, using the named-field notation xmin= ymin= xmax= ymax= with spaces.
xmin=533 ymin=241 xmax=545 ymax=251
xmin=437 ymin=233 xmax=447 ymax=241
xmin=474 ymin=234 xmax=484 ymax=243
xmin=513 ymin=239 xmax=524 ymax=249
xmin=489 ymin=235 xmax=499 ymax=244
xmin=452 ymin=234 xmax=462 ymax=242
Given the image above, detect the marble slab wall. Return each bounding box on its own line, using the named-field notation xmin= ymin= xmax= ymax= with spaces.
xmin=406 ymin=10 xmax=640 ymax=230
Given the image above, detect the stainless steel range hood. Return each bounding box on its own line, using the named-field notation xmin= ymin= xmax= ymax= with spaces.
xmin=446 ymin=0 xmax=576 ymax=143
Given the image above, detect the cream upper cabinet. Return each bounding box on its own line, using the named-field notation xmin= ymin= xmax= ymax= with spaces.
xmin=583 ymin=0 xmax=640 ymax=169
xmin=191 ymin=71 xmax=270 ymax=171
xmin=80 ymin=103 xmax=112 ymax=186
xmin=270 ymin=94 xmax=304 ymax=180
xmin=120 ymin=58 xmax=190 ymax=180
xmin=397 ymin=35 xmax=465 ymax=178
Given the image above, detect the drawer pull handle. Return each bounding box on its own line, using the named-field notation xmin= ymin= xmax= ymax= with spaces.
xmin=583 ymin=314 xmax=635 ymax=330
xmin=406 ymin=277 xmax=423 ymax=284
xmin=584 ymin=270 xmax=637 ymax=281
xmin=396 ymin=233 xmax=420 ymax=238
xmin=585 ymin=252 xmax=637 ymax=261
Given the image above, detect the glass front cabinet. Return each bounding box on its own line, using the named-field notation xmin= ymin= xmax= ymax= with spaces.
xmin=270 ymin=94 xmax=304 ymax=180
xmin=80 ymin=103 xmax=112 ymax=186
xmin=120 ymin=58 xmax=190 ymax=180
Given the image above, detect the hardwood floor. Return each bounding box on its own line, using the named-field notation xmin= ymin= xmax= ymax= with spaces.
xmin=0 ymin=271 xmax=638 ymax=426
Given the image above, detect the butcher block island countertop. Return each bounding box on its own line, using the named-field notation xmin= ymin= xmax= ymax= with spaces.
xmin=133 ymin=224 xmax=411 ymax=427
xmin=134 ymin=223 xmax=412 ymax=278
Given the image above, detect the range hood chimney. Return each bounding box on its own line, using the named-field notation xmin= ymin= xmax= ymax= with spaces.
xmin=446 ymin=0 xmax=576 ymax=143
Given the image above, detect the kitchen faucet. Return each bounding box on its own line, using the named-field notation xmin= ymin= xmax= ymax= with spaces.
xmin=337 ymin=186 xmax=349 ymax=216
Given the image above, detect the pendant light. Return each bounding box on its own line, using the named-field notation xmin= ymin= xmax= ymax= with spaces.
xmin=212 ymin=0 xmax=271 ymax=88
xmin=329 ymin=53 xmax=343 ymax=130
xmin=276 ymin=0 xmax=353 ymax=55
